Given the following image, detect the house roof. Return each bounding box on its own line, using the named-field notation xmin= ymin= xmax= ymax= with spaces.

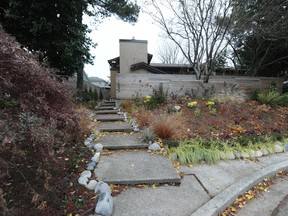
xmin=130 ymin=62 xmax=166 ymax=74
xmin=108 ymin=53 xmax=153 ymax=69
xmin=88 ymin=77 xmax=108 ymax=83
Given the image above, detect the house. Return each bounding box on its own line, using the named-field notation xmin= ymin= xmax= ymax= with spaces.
xmin=108 ymin=39 xmax=284 ymax=99
xmin=89 ymin=77 xmax=110 ymax=89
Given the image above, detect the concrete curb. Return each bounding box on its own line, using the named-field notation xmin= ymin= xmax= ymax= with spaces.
xmin=190 ymin=160 xmax=288 ymax=216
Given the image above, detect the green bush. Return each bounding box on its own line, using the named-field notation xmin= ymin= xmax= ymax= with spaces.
xmin=257 ymin=91 xmax=288 ymax=106
xmin=144 ymin=83 xmax=168 ymax=109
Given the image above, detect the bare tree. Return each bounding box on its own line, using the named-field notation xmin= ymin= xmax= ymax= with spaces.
xmin=157 ymin=40 xmax=187 ymax=64
xmin=145 ymin=0 xmax=234 ymax=82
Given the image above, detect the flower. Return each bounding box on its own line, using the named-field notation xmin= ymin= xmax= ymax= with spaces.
xmin=206 ymin=101 xmax=215 ymax=107
xmin=144 ymin=95 xmax=152 ymax=103
xmin=188 ymin=101 xmax=198 ymax=108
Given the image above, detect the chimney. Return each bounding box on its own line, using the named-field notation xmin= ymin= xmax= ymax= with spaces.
xmin=119 ymin=39 xmax=148 ymax=74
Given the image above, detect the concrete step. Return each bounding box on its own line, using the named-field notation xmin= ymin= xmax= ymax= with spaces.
xmin=96 ymin=114 xmax=124 ymax=122
xmin=95 ymin=106 xmax=116 ymax=110
xmin=100 ymin=101 xmax=116 ymax=106
xmin=95 ymin=110 xmax=119 ymax=114
xmin=98 ymin=122 xmax=132 ymax=132
xmin=96 ymin=133 xmax=148 ymax=149
xmin=95 ymin=151 xmax=181 ymax=185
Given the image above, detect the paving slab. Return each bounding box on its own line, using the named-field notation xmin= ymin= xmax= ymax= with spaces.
xmin=95 ymin=151 xmax=181 ymax=185
xmin=95 ymin=110 xmax=119 ymax=114
xmin=98 ymin=122 xmax=132 ymax=132
xmin=256 ymin=152 xmax=288 ymax=167
xmin=96 ymin=114 xmax=124 ymax=122
xmin=180 ymin=159 xmax=262 ymax=197
xmin=112 ymin=175 xmax=210 ymax=216
xmin=96 ymin=133 xmax=148 ymax=149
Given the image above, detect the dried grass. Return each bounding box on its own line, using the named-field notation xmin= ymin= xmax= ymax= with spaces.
xmin=152 ymin=114 xmax=186 ymax=140
xmin=133 ymin=107 xmax=154 ymax=127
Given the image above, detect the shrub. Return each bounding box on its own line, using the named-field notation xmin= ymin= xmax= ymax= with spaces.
xmin=144 ymin=83 xmax=168 ymax=109
xmin=121 ymin=100 xmax=136 ymax=113
xmin=141 ymin=127 xmax=156 ymax=143
xmin=133 ymin=108 xmax=154 ymax=127
xmin=257 ymin=91 xmax=288 ymax=106
xmin=0 ymin=26 xmax=82 ymax=214
xmin=212 ymin=83 xmax=246 ymax=104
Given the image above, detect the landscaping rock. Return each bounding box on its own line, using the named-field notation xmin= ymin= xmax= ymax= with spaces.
xmin=235 ymin=152 xmax=241 ymax=159
xmin=81 ymin=170 xmax=92 ymax=178
xmin=274 ymin=144 xmax=284 ymax=153
xmin=95 ymin=192 xmax=113 ymax=216
xmin=86 ymin=180 xmax=97 ymax=190
xmin=255 ymin=150 xmax=263 ymax=157
xmin=94 ymin=181 xmax=112 ymax=195
xmin=78 ymin=176 xmax=88 ymax=186
xmin=89 ymin=133 xmax=97 ymax=140
xmin=261 ymin=149 xmax=269 ymax=156
xmin=94 ymin=143 xmax=104 ymax=153
xmin=241 ymin=152 xmax=250 ymax=158
xmin=171 ymin=153 xmax=178 ymax=161
xmin=173 ymin=105 xmax=181 ymax=112
xmin=148 ymin=143 xmax=161 ymax=151
xmin=92 ymin=153 xmax=101 ymax=163
xmin=284 ymin=144 xmax=288 ymax=151
xmin=226 ymin=152 xmax=235 ymax=160
xmin=84 ymin=140 xmax=91 ymax=146
xmin=250 ymin=150 xmax=256 ymax=158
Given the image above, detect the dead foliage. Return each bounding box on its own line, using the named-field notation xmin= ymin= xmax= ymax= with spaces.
xmin=0 ymin=25 xmax=84 ymax=215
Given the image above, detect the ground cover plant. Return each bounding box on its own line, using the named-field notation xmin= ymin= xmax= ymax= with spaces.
xmin=122 ymin=87 xmax=288 ymax=165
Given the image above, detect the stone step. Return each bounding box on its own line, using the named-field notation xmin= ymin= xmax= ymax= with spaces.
xmin=95 ymin=110 xmax=119 ymax=114
xmin=98 ymin=122 xmax=132 ymax=132
xmin=96 ymin=133 xmax=148 ymax=149
xmin=96 ymin=115 xmax=124 ymax=122
xmin=100 ymin=101 xmax=116 ymax=106
xmin=95 ymin=106 xmax=116 ymax=110
xmin=95 ymin=151 xmax=181 ymax=185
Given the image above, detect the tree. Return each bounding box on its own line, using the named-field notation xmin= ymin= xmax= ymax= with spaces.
xmin=230 ymin=0 xmax=288 ymax=76
xmin=0 ymin=0 xmax=139 ymax=91
xmin=145 ymin=0 xmax=235 ymax=82
xmin=157 ymin=40 xmax=186 ymax=64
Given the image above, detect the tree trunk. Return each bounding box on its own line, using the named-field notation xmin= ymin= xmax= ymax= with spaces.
xmin=77 ymin=67 xmax=84 ymax=97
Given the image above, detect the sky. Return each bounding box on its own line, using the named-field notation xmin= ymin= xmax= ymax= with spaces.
xmin=83 ymin=11 xmax=163 ymax=81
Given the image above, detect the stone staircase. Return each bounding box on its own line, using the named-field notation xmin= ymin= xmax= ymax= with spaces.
xmin=93 ymin=100 xmax=181 ymax=185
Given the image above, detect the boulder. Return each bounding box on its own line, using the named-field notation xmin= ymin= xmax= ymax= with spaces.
xmin=92 ymin=152 xmax=101 ymax=163
xmin=255 ymin=150 xmax=263 ymax=157
xmin=94 ymin=181 xmax=112 ymax=195
xmin=95 ymin=192 xmax=113 ymax=216
xmin=78 ymin=176 xmax=88 ymax=186
xmin=81 ymin=170 xmax=92 ymax=178
xmin=226 ymin=152 xmax=235 ymax=160
xmin=94 ymin=143 xmax=104 ymax=153
xmin=148 ymin=143 xmax=161 ymax=151
xmin=86 ymin=180 xmax=97 ymax=190
xmin=274 ymin=144 xmax=284 ymax=153
xmin=261 ymin=149 xmax=269 ymax=156
xmin=284 ymin=143 xmax=288 ymax=151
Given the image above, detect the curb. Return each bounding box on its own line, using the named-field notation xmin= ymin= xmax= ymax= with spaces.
xmin=190 ymin=160 xmax=288 ymax=216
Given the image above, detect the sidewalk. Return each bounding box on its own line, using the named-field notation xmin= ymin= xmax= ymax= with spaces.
xmin=112 ymin=152 xmax=288 ymax=216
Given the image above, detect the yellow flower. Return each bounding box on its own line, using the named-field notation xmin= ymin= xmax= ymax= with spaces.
xmin=144 ymin=95 xmax=152 ymax=103
xmin=188 ymin=101 xmax=198 ymax=108
xmin=206 ymin=101 xmax=215 ymax=106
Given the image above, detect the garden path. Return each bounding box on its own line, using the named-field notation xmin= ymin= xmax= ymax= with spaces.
xmin=93 ymin=100 xmax=181 ymax=185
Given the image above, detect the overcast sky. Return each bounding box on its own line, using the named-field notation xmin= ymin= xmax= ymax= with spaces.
xmin=83 ymin=11 xmax=163 ymax=81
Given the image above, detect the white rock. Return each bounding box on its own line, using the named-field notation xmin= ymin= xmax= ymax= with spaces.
xmin=89 ymin=133 xmax=97 ymax=140
xmin=241 ymin=152 xmax=250 ymax=158
xmin=133 ymin=127 xmax=140 ymax=132
xmin=261 ymin=149 xmax=269 ymax=156
xmin=91 ymin=152 xmax=101 ymax=163
xmin=81 ymin=170 xmax=92 ymax=178
xmin=255 ymin=150 xmax=263 ymax=157
xmin=274 ymin=144 xmax=284 ymax=153
xmin=78 ymin=176 xmax=88 ymax=186
xmin=94 ymin=181 xmax=111 ymax=195
xmin=284 ymin=144 xmax=288 ymax=151
xmin=171 ymin=153 xmax=178 ymax=161
xmin=249 ymin=150 xmax=256 ymax=158
xmin=86 ymin=180 xmax=97 ymax=190
xmin=87 ymin=165 xmax=94 ymax=171
xmin=94 ymin=143 xmax=104 ymax=153
xmin=226 ymin=152 xmax=235 ymax=160
xmin=84 ymin=141 xmax=91 ymax=146
xmin=148 ymin=143 xmax=161 ymax=151
xmin=235 ymin=152 xmax=241 ymax=159
xmin=173 ymin=105 xmax=181 ymax=111
xmin=95 ymin=192 xmax=113 ymax=216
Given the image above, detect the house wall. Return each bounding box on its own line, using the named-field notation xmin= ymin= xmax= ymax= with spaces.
xmin=115 ymin=73 xmax=284 ymax=99
xmin=119 ymin=39 xmax=148 ymax=74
